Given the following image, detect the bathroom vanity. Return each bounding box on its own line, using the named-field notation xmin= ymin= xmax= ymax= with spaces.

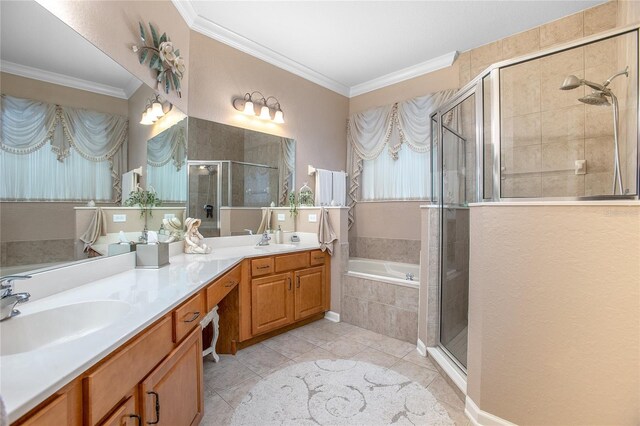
xmin=2 ymin=239 xmax=330 ymax=426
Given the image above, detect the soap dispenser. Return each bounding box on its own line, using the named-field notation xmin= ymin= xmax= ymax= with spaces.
xmin=275 ymin=225 xmax=283 ymax=244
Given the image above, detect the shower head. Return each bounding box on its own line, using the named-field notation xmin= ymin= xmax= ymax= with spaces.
xmin=560 ymin=75 xmax=582 ymax=90
xmin=559 ymin=75 xmax=605 ymax=91
xmin=579 ymin=91 xmax=611 ymax=106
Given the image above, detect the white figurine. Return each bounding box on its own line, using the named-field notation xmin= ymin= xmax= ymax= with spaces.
xmin=184 ymin=217 xmax=211 ymax=254
xmin=163 ymin=217 xmax=183 ymax=243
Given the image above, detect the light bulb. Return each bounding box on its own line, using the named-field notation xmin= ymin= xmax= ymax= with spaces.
xmin=259 ymin=105 xmax=271 ymax=120
xmin=243 ymin=101 xmax=254 ymax=115
xmin=274 ymin=110 xmax=285 ymax=124
xmin=151 ymin=101 xmax=164 ymax=118
xmin=140 ymin=112 xmax=154 ymax=125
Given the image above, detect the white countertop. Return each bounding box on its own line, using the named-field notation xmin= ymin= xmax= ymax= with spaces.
xmin=0 ymin=236 xmax=320 ymax=423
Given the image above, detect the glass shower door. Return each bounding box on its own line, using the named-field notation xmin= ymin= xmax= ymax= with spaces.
xmin=439 ymin=93 xmax=476 ymax=370
xmin=187 ymin=162 xmax=221 ymax=237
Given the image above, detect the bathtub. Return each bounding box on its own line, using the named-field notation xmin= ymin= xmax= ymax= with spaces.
xmin=346 ymin=257 xmax=419 ymax=288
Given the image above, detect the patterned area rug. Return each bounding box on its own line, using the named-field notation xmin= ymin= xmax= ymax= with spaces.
xmin=230 ymin=360 xmax=454 ymax=425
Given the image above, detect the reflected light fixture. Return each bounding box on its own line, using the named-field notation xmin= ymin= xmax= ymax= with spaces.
xmin=233 ymin=91 xmax=285 ymax=124
xmin=140 ymin=95 xmax=173 ymax=126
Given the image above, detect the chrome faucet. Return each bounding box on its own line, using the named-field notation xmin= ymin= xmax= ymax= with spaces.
xmin=244 ymin=229 xmax=254 ymax=235
xmin=1 ymin=275 xmax=32 ymax=321
xmin=256 ymin=231 xmax=271 ymax=246
xmin=406 ymin=273 xmax=415 ymax=281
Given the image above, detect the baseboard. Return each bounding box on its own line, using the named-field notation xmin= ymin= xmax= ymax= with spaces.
xmin=465 ymin=397 xmax=516 ymax=426
xmin=324 ymin=311 xmax=340 ymax=322
xmin=416 ymin=339 xmax=427 ymax=356
xmin=426 ymin=346 xmax=467 ymax=395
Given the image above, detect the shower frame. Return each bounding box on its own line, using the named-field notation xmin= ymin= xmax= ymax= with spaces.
xmin=429 ymin=23 xmax=640 ymax=377
xmin=448 ymin=24 xmax=640 ymax=203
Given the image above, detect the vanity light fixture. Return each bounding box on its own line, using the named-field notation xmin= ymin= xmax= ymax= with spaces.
xmin=140 ymin=95 xmax=172 ymax=126
xmin=233 ymin=91 xmax=285 ymax=124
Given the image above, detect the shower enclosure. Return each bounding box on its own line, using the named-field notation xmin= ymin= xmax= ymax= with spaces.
xmin=431 ymin=26 xmax=639 ymax=372
xmin=187 ymin=160 xmax=279 ymax=237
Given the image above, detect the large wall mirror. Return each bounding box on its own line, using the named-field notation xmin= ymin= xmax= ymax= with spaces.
xmin=0 ymin=0 xmax=296 ymax=275
xmin=0 ymin=0 xmax=189 ymax=275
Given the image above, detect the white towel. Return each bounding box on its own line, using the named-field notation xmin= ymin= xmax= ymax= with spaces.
xmin=317 ymin=208 xmax=337 ymax=255
xmin=331 ymin=171 xmax=347 ymax=206
xmin=314 ymin=169 xmax=333 ymax=206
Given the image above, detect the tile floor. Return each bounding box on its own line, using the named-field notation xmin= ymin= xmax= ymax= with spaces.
xmin=200 ymin=319 xmax=470 ymax=425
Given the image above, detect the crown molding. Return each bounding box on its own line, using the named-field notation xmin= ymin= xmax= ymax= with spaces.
xmin=349 ymin=51 xmax=459 ymax=97
xmin=1 ymin=61 xmax=131 ymax=99
xmin=172 ymin=0 xmax=350 ymax=97
xmin=172 ymin=1 xmax=458 ymax=98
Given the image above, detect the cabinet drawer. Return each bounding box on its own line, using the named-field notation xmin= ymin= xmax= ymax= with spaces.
xmin=100 ymin=395 xmax=137 ymax=426
xmin=174 ymin=293 xmax=205 ymax=343
xmin=251 ymin=257 xmax=274 ymax=277
xmin=22 ymin=394 xmax=68 ymax=426
xmin=207 ymin=264 xmax=241 ymax=311
xmin=310 ymin=250 xmax=326 ymax=266
xmin=274 ymin=252 xmax=309 ymax=272
xmin=84 ymin=316 xmax=173 ymax=425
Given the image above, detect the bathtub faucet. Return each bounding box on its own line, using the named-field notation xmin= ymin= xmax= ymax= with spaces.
xmin=406 ymin=273 xmax=415 ymax=281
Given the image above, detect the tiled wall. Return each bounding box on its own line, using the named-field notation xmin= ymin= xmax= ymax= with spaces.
xmin=348 ymin=236 xmax=421 ymax=265
xmin=342 ymin=275 xmax=418 ymax=343
xmin=456 ymin=1 xmax=638 ymax=198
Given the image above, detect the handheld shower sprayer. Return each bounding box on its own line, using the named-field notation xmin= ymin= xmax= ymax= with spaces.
xmin=559 ymin=66 xmax=630 ymax=195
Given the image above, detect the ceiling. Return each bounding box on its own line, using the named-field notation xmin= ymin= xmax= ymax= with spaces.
xmin=0 ymin=0 xmax=141 ymax=99
xmin=175 ymin=0 xmax=605 ymax=97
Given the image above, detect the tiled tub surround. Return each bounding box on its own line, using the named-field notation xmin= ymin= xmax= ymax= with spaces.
xmin=0 ymin=233 xmax=323 ymax=423
xmin=341 ymin=266 xmax=419 ymax=343
xmin=349 ymin=236 xmax=421 ymax=264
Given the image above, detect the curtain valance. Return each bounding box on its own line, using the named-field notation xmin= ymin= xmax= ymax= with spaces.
xmin=147 ymin=119 xmax=187 ymax=171
xmin=1 ymin=94 xmax=128 ymax=202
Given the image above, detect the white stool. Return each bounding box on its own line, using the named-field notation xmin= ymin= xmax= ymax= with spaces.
xmin=200 ymin=305 xmax=220 ymax=362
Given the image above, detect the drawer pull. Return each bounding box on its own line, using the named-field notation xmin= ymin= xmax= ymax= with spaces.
xmin=296 ymin=276 xmax=301 ymax=288
xmin=146 ymin=391 xmax=160 ymax=424
xmin=288 ymin=277 xmax=292 ymax=291
xmin=256 ymin=265 xmax=270 ymax=270
xmin=225 ymin=281 xmax=237 ymax=288
xmin=183 ymin=312 xmax=200 ymax=323
xmin=313 ymin=256 xmax=323 ymax=260
xmin=129 ymin=414 xmax=142 ymax=426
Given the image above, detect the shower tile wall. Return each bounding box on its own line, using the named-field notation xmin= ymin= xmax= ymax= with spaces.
xmin=348 ymin=236 xmax=421 ymax=265
xmin=456 ymin=1 xmax=637 ymax=198
xmin=500 ymin=33 xmax=637 ymax=197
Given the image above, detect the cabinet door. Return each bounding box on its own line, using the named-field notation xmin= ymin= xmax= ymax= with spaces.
xmin=140 ymin=327 xmax=203 ymax=426
xmin=100 ymin=395 xmax=137 ymax=426
xmin=294 ymin=266 xmax=326 ymax=321
xmin=22 ymin=395 xmax=68 ymax=426
xmin=251 ymin=273 xmax=294 ymax=335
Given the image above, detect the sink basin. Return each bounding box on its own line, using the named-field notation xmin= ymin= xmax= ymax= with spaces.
xmin=0 ymin=300 xmax=131 ymax=356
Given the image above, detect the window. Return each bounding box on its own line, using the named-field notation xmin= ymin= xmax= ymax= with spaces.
xmin=361 ymin=144 xmax=430 ymax=200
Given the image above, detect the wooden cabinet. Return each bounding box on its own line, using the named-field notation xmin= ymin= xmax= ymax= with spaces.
xmin=294 ymin=266 xmax=326 ymax=321
xmin=246 ymin=250 xmax=330 ymax=338
xmin=140 ymin=327 xmax=203 ymax=426
xmin=21 ymin=395 xmax=68 ymax=426
xmin=251 ymin=273 xmax=294 ymax=335
xmin=173 ymin=293 xmax=204 ymax=343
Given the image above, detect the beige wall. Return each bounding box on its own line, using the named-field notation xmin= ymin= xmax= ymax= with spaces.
xmin=467 ymin=204 xmax=640 ymax=424
xmin=187 ymin=32 xmax=349 ymax=190
xmin=351 ymin=201 xmax=425 ymax=241
xmin=1 ymin=72 xmax=128 ymax=116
